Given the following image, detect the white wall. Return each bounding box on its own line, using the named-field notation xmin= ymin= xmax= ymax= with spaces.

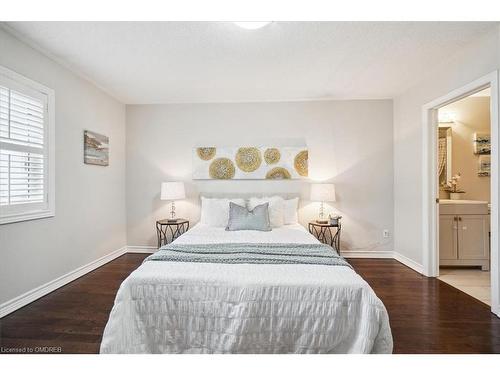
xmin=393 ymin=27 xmax=500 ymax=265
xmin=126 ymin=100 xmax=394 ymax=253
xmin=0 ymin=29 xmax=127 ymax=306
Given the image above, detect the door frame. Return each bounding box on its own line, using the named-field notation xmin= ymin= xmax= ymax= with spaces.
xmin=422 ymin=71 xmax=499 ymax=317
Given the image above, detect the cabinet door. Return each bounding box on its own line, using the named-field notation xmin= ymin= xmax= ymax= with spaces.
xmin=439 ymin=215 xmax=458 ymax=260
xmin=458 ymin=215 xmax=489 ymax=260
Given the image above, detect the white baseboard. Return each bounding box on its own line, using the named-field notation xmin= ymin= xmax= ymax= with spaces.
xmin=393 ymin=251 xmax=424 ymax=274
xmin=0 ymin=246 xmax=128 ymax=318
xmin=127 ymin=245 xmax=156 ymax=253
xmin=341 ymin=250 xmax=424 ymax=275
xmin=341 ymin=250 xmax=394 ymax=258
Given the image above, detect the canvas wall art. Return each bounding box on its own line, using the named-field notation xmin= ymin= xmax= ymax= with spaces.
xmin=84 ymin=130 xmax=109 ymax=166
xmin=478 ymin=155 xmax=491 ymax=177
xmin=473 ymin=133 xmax=490 ymax=154
xmin=192 ymin=146 xmax=308 ymax=180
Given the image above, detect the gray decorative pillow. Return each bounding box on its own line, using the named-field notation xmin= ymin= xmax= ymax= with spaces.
xmin=226 ymin=202 xmax=271 ymax=231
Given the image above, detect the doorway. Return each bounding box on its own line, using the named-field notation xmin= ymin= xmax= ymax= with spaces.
xmin=436 ymin=88 xmax=491 ymax=305
xmin=422 ymin=71 xmax=499 ymax=317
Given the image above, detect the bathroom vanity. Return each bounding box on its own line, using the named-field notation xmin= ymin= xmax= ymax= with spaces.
xmin=439 ymin=200 xmax=490 ymax=271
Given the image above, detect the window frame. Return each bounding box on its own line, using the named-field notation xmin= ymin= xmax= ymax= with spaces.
xmin=0 ymin=65 xmax=55 ymax=225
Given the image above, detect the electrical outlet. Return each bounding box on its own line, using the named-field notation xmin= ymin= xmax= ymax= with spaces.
xmin=383 ymin=229 xmax=390 ymax=238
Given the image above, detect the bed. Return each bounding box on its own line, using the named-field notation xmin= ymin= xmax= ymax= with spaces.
xmin=100 ymin=222 xmax=393 ymax=353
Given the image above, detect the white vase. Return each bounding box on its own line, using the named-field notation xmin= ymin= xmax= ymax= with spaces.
xmin=450 ymin=192 xmax=463 ymax=200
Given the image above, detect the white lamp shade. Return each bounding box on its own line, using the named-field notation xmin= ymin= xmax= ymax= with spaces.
xmin=161 ymin=181 xmax=186 ymax=201
xmin=310 ymin=183 xmax=336 ymax=202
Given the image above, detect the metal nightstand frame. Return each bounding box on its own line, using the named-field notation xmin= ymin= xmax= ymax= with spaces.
xmin=155 ymin=219 xmax=189 ymax=248
xmin=308 ymin=221 xmax=341 ymax=252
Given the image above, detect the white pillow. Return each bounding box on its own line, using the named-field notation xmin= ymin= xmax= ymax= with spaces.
xmin=283 ymin=197 xmax=299 ymax=224
xmin=248 ymin=196 xmax=284 ymax=228
xmin=200 ymin=197 xmax=246 ymax=227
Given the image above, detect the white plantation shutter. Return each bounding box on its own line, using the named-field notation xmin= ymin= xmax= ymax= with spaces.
xmin=0 ymin=67 xmax=55 ymax=224
xmin=0 ymin=150 xmax=45 ymax=205
xmin=0 ymin=87 xmax=45 ymax=147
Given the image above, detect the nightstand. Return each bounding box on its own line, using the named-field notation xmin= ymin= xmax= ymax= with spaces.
xmin=308 ymin=221 xmax=341 ymax=252
xmin=156 ymin=219 xmax=189 ymax=248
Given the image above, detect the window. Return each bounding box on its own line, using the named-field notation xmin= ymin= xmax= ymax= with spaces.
xmin=0 ymin=66 xmax=55 ymax=224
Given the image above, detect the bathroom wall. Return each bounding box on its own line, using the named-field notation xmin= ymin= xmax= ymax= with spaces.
xmin=439 ymin=95 xmax=491 ymax=201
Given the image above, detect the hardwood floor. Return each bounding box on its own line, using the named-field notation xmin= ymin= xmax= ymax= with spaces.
xmin=350 ymin=259 xmax=500 ymax=353
xmin=0 ymin=253 xmax=146 ymax=354
xmin=1 ymin=254 xmax=499 ymax=354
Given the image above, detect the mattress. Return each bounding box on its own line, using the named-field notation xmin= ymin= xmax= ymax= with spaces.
xmin=100 ymin=224 xmax=393 ymax=353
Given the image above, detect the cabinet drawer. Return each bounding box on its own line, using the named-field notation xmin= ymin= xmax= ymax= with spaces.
xmin=439 ymin=203 xmax=488 ymax=215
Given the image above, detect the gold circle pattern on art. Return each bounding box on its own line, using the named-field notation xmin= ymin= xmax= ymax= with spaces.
xmin=294 ymin=150 xmax=308 ymax=177
xmin=197 ymin=147 xmax=216 ymax=160
xmin=266 ymin=167 xmax=291 ymax=180
xmin=235 ymin=147 xmax=262 ymax=172
xmin=264 ymin=148 xmax=281 ymax=165
xmin=209 ymin=158 xmax=235 ymax=179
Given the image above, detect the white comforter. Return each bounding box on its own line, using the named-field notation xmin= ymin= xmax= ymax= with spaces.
xmin=100 ymin=224 xmax=393 ymax=354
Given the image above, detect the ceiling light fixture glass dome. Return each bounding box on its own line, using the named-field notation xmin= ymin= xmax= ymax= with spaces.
xmin=233 ymin=22 xmax=272 ymax=30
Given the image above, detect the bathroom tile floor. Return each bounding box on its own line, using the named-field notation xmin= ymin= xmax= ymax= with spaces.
xmin=438 ymin=268 xmax=491 ymax=306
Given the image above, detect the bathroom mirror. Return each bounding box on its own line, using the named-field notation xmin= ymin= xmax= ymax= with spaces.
xmin=438 ymin=126 xmax=452 ymax=188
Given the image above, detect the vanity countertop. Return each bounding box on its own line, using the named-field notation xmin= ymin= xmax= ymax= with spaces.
xmin=439 ymin=199 xmax=489 ymax=205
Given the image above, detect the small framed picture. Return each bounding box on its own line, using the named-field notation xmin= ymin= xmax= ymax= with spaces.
xmin=478 ymin=155 xmax=490 ymax=177
xmin=473 ymin=133 xmax=490 ymax=155
xmin=84 ymin=130 xmax=109 ymax=166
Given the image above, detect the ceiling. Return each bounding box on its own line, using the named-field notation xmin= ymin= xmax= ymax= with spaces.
xmin=2 ymin=22 xmax=498 ymax=104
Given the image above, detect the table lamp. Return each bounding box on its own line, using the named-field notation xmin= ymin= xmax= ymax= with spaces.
xmin=310 ymin=183 xmax=336 ymax=224
xmin=161 ymin=181 xmax=186 ymax=222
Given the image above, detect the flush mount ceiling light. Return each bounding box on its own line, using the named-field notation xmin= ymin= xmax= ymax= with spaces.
xmin=233 ymin=22 xmax=272 ymax=30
